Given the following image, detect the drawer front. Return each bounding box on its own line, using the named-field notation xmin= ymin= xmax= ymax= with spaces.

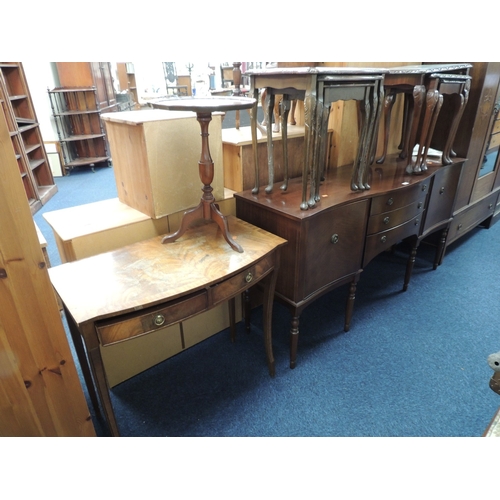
xmin=363 ymin=213 xmax=424 ymax=267
xmin=210 ymin=253 xmax=274 ymax=306
xmin=367 ymin=200 xmax=425 ymax=235
xmin=303 ymin=199 xmax=369 ymax=298
xmin=370 ymin=182 xmax=429 ymax=215
xmin=97 ymin=291 xmax=208 ymax=346
xmin=449 ymin=192 xmax=498 ymax=243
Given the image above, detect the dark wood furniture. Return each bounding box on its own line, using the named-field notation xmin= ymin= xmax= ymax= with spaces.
xmin=150 ymin=96 xmax=255 ymax=253
xmin=235 ymin=153 xmax=465 ymax=368
xmin=428 ymin=62 xmax=500 ymax=252
xmin=376 ymin=64 xmax=472 ymax=174
xmin=245 ymin=66 xmax=386 ymax=207
xmin=48 ymin=216 xmax=286 ymax=436
xmin=0 ymin=62 xmax=58 ymax=214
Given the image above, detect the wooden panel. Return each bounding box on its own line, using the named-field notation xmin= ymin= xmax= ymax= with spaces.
xmin=0 ymin=104 xmax=94 ymax=436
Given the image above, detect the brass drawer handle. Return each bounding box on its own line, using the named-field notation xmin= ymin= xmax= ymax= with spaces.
xmin=383 ymin=216 xmax=390 ymax=225
xmin=245 ymin=272 xmax=253 ymax=283
xmin=418 ymin=202 xmax=423 ymax=209
xmin=414 ymin=218 xmax=419 ymax=226
xmin=422 ymin=184 xmax=427 ymax=192
xmin=386 ymin=197 xmax=394 ymax=206
xmin=154 ymin=314 xmax=165 ymax=326
xmin=439 ymin=187 xmax=445 ymax=195
xmin=380 ymin=235 xmax=387 ymax=243
xmin=331 ymin=234 xmax=339 ymax=244
xmin=457 ymin=223 xmax=463 ymax=231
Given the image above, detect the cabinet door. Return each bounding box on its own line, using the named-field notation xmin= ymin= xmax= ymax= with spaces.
xmin=422 ymin=162 xmax=462 ymax=235
xmin=302 ymin=199 xmax=369 ymax=299
xmin=90 ymin=62 xmax=116 ymax=110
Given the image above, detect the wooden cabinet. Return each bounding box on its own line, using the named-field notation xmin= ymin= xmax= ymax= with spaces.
xmin=235 ymin=155 xmax=464 ymax=368
xmin=56 ymin=62 xmax=117 ymax=112
xmin=0 ymin=62 xmax=57 ymax=214
xmin=431 ymin=62 xmax=500 ymax=242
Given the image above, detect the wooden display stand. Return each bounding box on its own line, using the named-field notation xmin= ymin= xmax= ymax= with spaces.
xmin=102 ymin=109 xmax=225 ymax=219
xmin=222 ymin=125 xmax=332 ymax=192
xmin=43 ymin=197 xmax=238 ymax=387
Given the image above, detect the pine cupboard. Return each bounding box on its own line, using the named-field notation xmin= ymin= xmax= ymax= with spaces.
xmin=0 ymin=98 xmax=95 ymax=437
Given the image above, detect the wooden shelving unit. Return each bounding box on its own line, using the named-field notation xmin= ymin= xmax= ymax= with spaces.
xmin=48 ymin=87 xmax=111 ymax=174
xmin=0 ymin=62 xmax=57 ymax=214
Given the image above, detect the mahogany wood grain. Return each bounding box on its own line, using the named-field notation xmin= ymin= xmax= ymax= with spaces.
xmin=49 ymin=216 xmax=286 ymax=436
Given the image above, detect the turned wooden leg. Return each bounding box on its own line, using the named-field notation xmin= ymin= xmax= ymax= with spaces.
xmin=404 ymin=237 xmax=420 ymax=291
xmin=290 ymin=315 xmax=300 ymax=369
xmin=344 ymin=275 xmax=359 ymax=332
xmin=434 ymin=226 xmax=449 ymax=269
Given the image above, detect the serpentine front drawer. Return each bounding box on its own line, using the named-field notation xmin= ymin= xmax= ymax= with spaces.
xmin=370 ymin=182 xmax=428 ymax=215
xmin=367 ymin=199 xmax=425 ymax=235
xmin=210 ymin=254 xmax=274 ymax=306
xmin=363 ymin=213 xmax=424 ymax=267
xmin=96 ymin=291 xmax=208 ymax=346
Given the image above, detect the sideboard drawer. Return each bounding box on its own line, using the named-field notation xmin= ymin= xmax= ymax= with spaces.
xmin=370 ymin=182 xmax=429 ymax=215
xmin=363 ymin=213 xmax=424 ymax=266
xmin=210 ymin=254 xmax=274 ymax=306
xmin=367 ymin=200 xmax=425 ymax=235
xmin=449 ymin=192 xmax=498 ymax=244
xmin=97 ymin=291 xmax=209 ymax=346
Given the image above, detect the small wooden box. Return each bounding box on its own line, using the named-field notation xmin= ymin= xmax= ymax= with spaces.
xmin=102 ymin=109 xmax=225 ymax=219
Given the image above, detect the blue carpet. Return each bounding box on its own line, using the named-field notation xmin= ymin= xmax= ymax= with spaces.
xmin=34 ymin=164 xmax=500 ymax=438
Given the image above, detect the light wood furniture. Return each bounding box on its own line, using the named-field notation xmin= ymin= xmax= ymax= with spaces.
xmin=102 ymin=109 xmax=225 ymax=219
xmin=0 ymin=62 xmax=58 ymax=214
xmin=150 ymin=97 xmax=255 ymax=252
xmin=49 ymin=217 xmax=286 ymax=436
xmin=222 ymin=125 xmax=330 ymax=192
xmin=0 ymin=92 xmax=94 ymax=437
xmin=43 ymin=197 xmax=239 ymax=388
xmin=235 ymin=154 xmax=465 ymax=368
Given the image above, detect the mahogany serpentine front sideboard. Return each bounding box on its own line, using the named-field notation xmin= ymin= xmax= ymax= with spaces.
xmin=235 ymin=153 xmax=464 ymax=369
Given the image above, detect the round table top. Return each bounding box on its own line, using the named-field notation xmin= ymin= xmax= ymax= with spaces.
xmin=151 ymin=96 xmax=256 ymax=113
